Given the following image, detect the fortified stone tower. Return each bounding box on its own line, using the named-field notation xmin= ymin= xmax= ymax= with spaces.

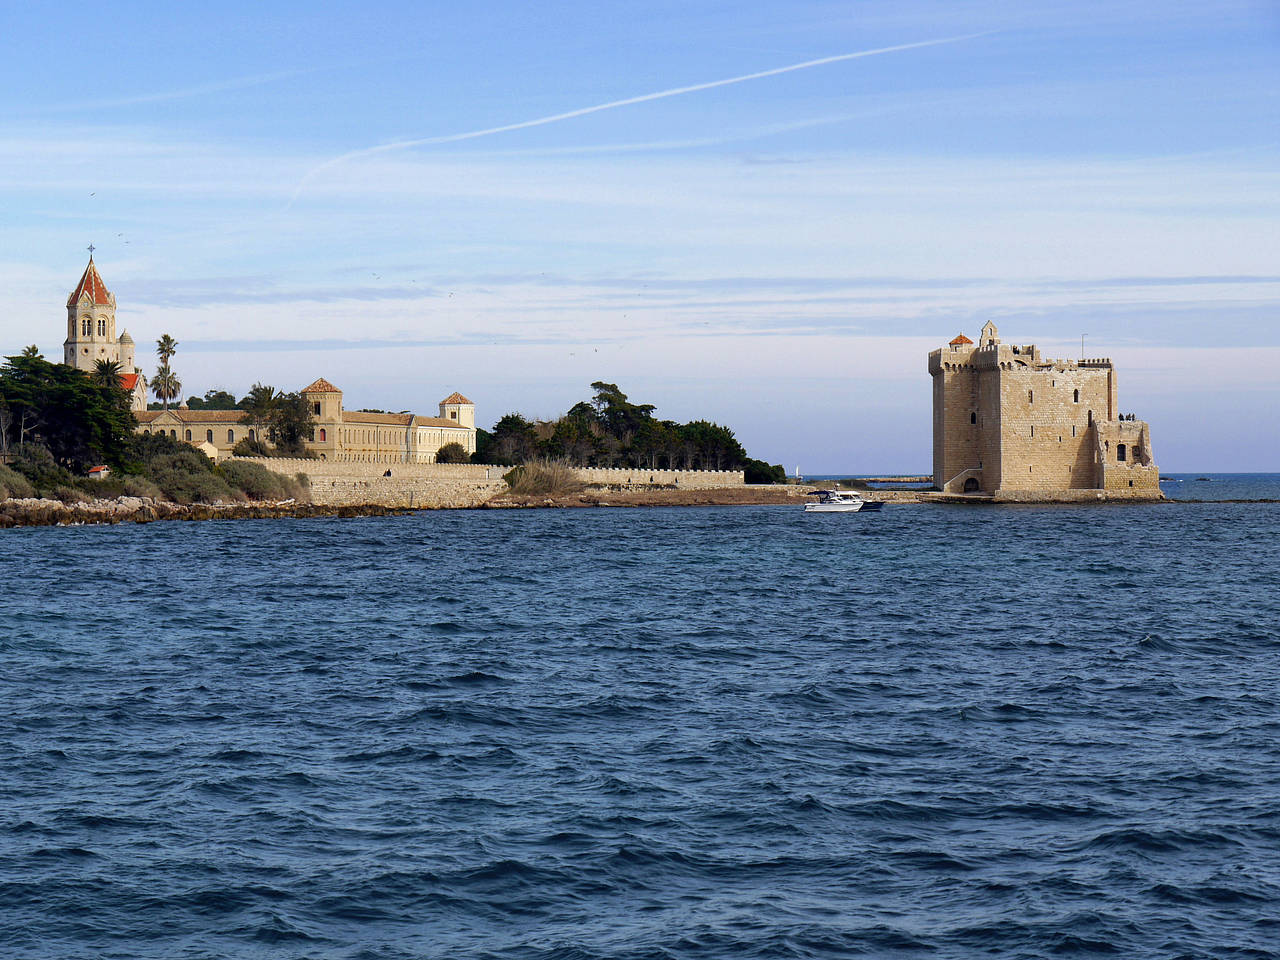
xmin=438 ymin=392 xmax=475 ymax=429
xmin=928 ymin=324 xmax=1159 ymax=499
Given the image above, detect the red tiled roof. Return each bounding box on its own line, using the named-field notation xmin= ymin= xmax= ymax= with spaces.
xmin=414 ymin=416 xmax=468 ymax=430
xmin=137 ymin=409 xmax=248 ymax=423
xmin=949 ymin=334 xmax=973 ymax=345
xmin=67 ymin=257 xmax=113 ymax=307
xmin=119 ymin=373 xmax=140 ymax=391
xmin=440 ymin=391 xmax=473 ymax=405
xmin=343 ymin=411 xmax=413 ymax=426
xmin=301 ymin=378 xmax=341 ymax=394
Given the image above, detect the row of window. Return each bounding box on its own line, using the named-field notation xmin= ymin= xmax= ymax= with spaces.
xmin=77 ymin=318 xmax=108 ymax=336
xmin=145 ymin=427 xmax=257 ymax=443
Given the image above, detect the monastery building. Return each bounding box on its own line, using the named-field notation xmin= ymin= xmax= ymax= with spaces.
xmin=929 ymin=322 xmax=1159 ymax=498
xmin=60 ymin=254 xmax=476 ymax=463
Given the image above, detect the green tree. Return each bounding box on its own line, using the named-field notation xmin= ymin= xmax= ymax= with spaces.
xmin=92 ymin=358 xmax=124 ymax=389
xmin=151 ymin=365 xmax=181 ymax=409
xmin=21 ymin=345 xmax=41 ymax=359
xmin=490 ymin=413 xmax=538 ymax=465
xmin=435 ymin=441 xmax=469 ymax=463
xmin=0 ymin=354 xmax=136 ymax=470
xmin=265 ymin=391 xmax=314 ymax=454
xmin=240 ymin=382 xmax=279 ymax=432
xmin=187 ymin=389 xmax=240 ymax=410
xmin=156 ymin=334 xmax=178 ymax=366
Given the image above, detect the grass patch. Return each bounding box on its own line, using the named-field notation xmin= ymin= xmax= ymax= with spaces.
xmin=503 ymin=459 xmax=584 ymax=497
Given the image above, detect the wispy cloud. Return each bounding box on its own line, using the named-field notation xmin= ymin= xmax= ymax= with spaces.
xmin=13 ymin=67 xmax=321 ymax=116
xmin=290 ymin=33 xmax=986 ymax=204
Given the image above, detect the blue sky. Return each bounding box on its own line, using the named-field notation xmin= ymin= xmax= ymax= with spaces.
xmin=2 ymin=0 xmax=1277 ymax=471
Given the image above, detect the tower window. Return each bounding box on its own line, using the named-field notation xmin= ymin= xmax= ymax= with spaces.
xmin=1117 ymin=444 xmax=1127 ymax=462
xmin=97 ymin=319 xmax=106 ymax=336
xmin=319 ymin=428 xmax=327 ymax=442
xmin=81 ymin=318 xmax=91 ymax=336
xmin=1028 ymin=389 xmax=1034 ymax=403
xmin=1074 ymin=389 xmax=1080 ymax=403
xmin=970 ymin=412 xmax=976 ymax=424
xmin=185 ymin=430 xmax=192 ymax=441
xmin=206 ymin=430 xmax=214 ymax=443
xmin=1031 ymin=425 xmax=1035 ymax=437
xmin=228 ymin=430 xmax=235 ymax=443
xmin=313 ymin=402 xmax=321 ymax=415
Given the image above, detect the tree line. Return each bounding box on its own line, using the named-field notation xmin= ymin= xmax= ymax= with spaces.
xmin=475 ymin=381 xmax=785 ymax=482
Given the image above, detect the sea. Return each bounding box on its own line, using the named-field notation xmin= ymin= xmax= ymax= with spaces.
xmin=3 ymin=474 xmax=1279 ymax=959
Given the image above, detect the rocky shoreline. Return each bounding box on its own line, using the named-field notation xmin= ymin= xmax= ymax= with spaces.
xmin=0 ymin=496 xmax=411 ymax=528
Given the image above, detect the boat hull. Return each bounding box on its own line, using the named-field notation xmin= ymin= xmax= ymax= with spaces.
xmin=804 ymin=502 xmax=864 ymax=512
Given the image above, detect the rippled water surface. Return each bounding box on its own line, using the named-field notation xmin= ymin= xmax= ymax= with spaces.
xmin=4 ymin=490 xmax=1280 ymax=958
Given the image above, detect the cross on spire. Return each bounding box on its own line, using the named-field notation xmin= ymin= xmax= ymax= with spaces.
xmin=87 ymin=243 xmax=95 ymax=257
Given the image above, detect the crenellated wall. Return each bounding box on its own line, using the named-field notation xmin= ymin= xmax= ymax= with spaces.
xmin=228 ymin=458 xmax=745 ymax=506
xmin=569 ymin=468 xmax=745 ymax=489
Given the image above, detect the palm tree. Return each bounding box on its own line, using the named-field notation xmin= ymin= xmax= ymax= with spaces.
xmin=92 ymin=358 xmax=123 ymax=389
xmin=241 ymin=382 xmax=279 ymax=441
xmin=21 ymin=345 xmax=41 ymax=358
xmin=156 ymin=334 xmax=178 ymax=366
xmin=151 ymin=365 xmax=182 ymax=410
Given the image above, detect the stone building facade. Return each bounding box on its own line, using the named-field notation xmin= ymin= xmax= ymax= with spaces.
xmin=62 ymin=255 xmax=148 ymax=411
xmin=137 ymin=380 xmax=476 ymax=464
xmin=928 ymin=322 xmax=1159 ymax=498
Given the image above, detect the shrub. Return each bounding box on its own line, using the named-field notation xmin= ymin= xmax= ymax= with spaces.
xmin=9 ymin=443 xmax=75 ymax=493
xmin=122 ymin=476 xmax=164 ymax=500
xmin=435 ymin=442 xmax=469 ymax=463
xmin=232 ymin=437 xmax=271 ymax=458
xmin=503 ymin=459 xmax=583 ymax=496
xmin=0 ymin=464 xmax=35 ymax=499
xmin=147 ymin=452 xmax=236 ymax=504
xmin=53 ymin=484 xmax=90 ymax=504
xmin=218 ymin=460 xmax=307 ymax=501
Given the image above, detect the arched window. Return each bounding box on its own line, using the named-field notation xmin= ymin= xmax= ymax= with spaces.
xmin=319 ymin=428 xmax=327 ymax=442
xmin=206 ymin=429 xmax=214 ymax=443
xmin=97 ymin=319 xmax=106 ymax=336
xmin=1073 ymin=389 xmax=1080 ymax=403
xmin=170 ymin=429 xmax=177 ymax=439
xmin=970 ymin=412 xmax=977 ymax=424
xmin=185 ymin=429 xmax=192 ymax=441
xmin=1117 ymin=443 xmax=1127 ymax=462
xmin=248 ymin=429 xmax=256 ymax=441
xmin=227 ymin=429 xmax=235 ymax=443
xmin=81 ymin=317 xmax=91 ymax=336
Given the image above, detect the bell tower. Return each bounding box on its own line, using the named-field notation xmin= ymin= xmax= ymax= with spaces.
xmin=64 ymin=248 xmax=119 ymax=373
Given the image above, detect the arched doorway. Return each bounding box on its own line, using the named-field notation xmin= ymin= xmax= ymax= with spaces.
xmin=963 ymin=477 xmax=981 ymax=493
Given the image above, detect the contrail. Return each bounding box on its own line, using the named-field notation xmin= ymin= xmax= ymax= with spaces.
xmin=290 ymin=33 xmax=984 ymax=205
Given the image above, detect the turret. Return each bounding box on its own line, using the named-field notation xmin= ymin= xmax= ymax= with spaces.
xmin=118 ymin=329 xmax=136 ymax=373
xmin=438 ymin=392 xmax=475 ymax=429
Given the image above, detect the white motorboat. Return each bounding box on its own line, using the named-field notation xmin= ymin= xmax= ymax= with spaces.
xmin=803 ymin=490 xmax=883 ymax=513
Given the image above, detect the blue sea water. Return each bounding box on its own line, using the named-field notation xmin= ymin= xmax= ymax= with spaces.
xmin=3 ymin=477 xmax=1280 ymax=959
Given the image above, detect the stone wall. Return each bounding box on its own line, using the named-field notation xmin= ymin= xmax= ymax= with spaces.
xmin=229 ymin=457 xmax=500 ymax=480
xmin=307 ymin=477 xmax=507 ymax=508
xmin=231 ymin=458 xmax=744 ymax=507
xmin=570 ymin=467 xmax=745 ymax=489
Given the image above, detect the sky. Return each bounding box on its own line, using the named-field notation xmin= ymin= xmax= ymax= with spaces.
xmin=1 ymin=0 xmax=1277 ymax=472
